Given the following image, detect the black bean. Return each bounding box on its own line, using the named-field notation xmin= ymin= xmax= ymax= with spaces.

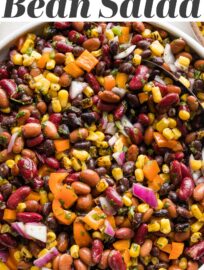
xmin=193 ymin=79 xmax=204 ymax=93
xmin=119 ymin=63 xmax=134 ymax=74
xmin=46 ymin=216 xmax=58 ymax=231
xmin=137 ymin=40 xmax=150 ymax=50
xmin=0 ymin=163 xmax=9 ymax=178
xmin=58 ymin=124 xmax=70 ymax=137
xmin=153 ymin=209 xmax=168 ymax=217
xmin=1 ymin=116 xmax=16 ymax=130
xmin=122 ymin=161 xmax=135 ymax=176
xmin=174 ymin=223 xmax=190 ymax=232
xmin=116 ymin=185 xmax=127 ymax=194
xmin=168 ymin=108 xmax=176 ymax=117
xmin=132 ymin=213 xmax=142 ymax=229
xmin=74 ymin=141 xmax=91 ymax=150
xmin=96 ymin=61 xmax=106 ymax=76
xmin=151 ymin=247 xmax=160 ymax=257
xmin=147 ymin=265 xmax=155 ymax=270
xmin=168 ymin=191 xmax=178 ymax=203
xmin=0 ymin=183 xmax=12 ymax=200
xmin=95 ymin=167 xmax=107 ymax=176
xmin=72 ymin=46 xmax=84 ymax=57
xmin=66 ymin=113 xmax=82 ymax=130
xmin=155 ymin=263 xmax=168 ymax=269
xmin=120 ymin=178 xmax=130 ymax=189
xmin=86 ymin=158 xmax=96 ymax=170
xmin=54 ymin=66 xmax=64 ymax=76
xmin=64 ymin=106 xmax=81 ymax=116
xmin=141 ymin=49 xmax=152 ymax=59
xmin=126 ymin=93 xmax=139 ymax=108
xmin=177 ymin=206 xmax=191 ymax=219
xmin=42 ymin=202 xmax=52 ymax=216
xmin=81 ymin=112 xmax=97 ymax=125
xmin=152 ymin=57 xmax=164 ymax=65
xmin=110 ymin=40 xmax=119 ymax=55
xmin=155 ymin=156 xmax=163 ymax=167
xmin=37 ymin=140 xmax=55 ymax=157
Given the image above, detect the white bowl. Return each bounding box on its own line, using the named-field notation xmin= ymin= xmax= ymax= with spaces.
xmin=0 ymin=22 xmax=204 ymax=60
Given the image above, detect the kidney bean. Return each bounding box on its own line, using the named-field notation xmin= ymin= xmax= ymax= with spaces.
xmin=22 ymin=123 xmax=41 ymax=138
xmin=45 ymin=157 xmax=60 ymax=169
xmin=83 ymin=38 xmax=101 ymax=52
xmin=79 ymin=247 xmax=92 ymax=266
xmin=0 ymin=233 xmax=17 ymax=248
xmin=54 ymin=22 xmax=71 ymax=29
xmin=25 ymin=117 xmax=40 ymax=124
xmin=129 ymin=65 xmax=149 ymax=90
xmin=49 ymin=113 xmax=62 ymax=126
xmin=26 ymin=134 xmax=44 ymax=148
xmin=97 ymin=100 xmax=117 ymax=112
xmin=17 ymin=212 xmax=43 ymax=223
xmin=127 ymin=127 xmax=143 ymax=145
xmin=72 ymin=22 xmax=84 ymax=32
xmin=180 ymin=162 xmax=191 ymax=178
xmin=157 ymin=93 xmax=179 ymax=113
xmin=80 ymin=169 xmax=100 ymax=187
xmin=0 ymin=79 xmax=17 ymax=97
xmin=134 ymin=223 xmax=148 ymax=245
xmin=99 ymin=91 xmax=120 ymax=103
xmin=68 ymin=30 xmax=86 ymax=44
xmin=108 ymin=250 xmax=126 ymax=270
xmin=185 ymin=240 xmax=204 ymax=260
xmin=0 ymin=88 xmax=9 ymax=108
xmin=58 ymin=254 xmax=73 ymax=270
xmin=170 ymin=39 xmax=186 ymax=54
xmin=12 ymin=136 xmax=24 ymax=154
xmin=193 ymin=183 xmax=204 ymax=201
xmin=43 ymin=120 xmax=59 ymax=139
xmin=74 ymin=259 xmax=88 ymax=270
xmin=55 ymin=41 xmax=73 ymax=53
xmin=178 ymin=177 xmax=195 ymax=201
xmin=25 ymin=200 xmax=41 ymax=212
xmin=71 ymin=182 xmax=91 ymax=195
xmin=187 ymin=95 xmax=199 ymax=111
xmin=194 ymin=60 xmax=204 ymax=71
xmin=170 ymin=160 xmax=182 ymax=186
xmin=76 ymin=194 xmax=93 ymax=211
xmin=115 ymin=228 xmax=134 ymax=239
xmin=85 ymin=73 xmax=100 ymax=93
xmin=18 ymin=158 xmax=37 ymax=180
xmin=106 ymin=187 xmax=123 ymax=207
xmin=69 ymin=128 xmax=88 ymax=143
xmin=7 ymin=186 xmax=31 ymax=209
xmin=127 ymin=144 xmax=139 ymax=162
xmin=187 ymin=261 xmax=198 ymax=270
xmin=91 ymin=239 xmax=104 ymax=265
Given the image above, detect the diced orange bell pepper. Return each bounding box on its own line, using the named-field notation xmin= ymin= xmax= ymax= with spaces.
xmin=38 ymin=165 xmax=54 ymax=177
xmin=143 ymin=160 xmax=160 ymax=182
xmin=49 ymin=172 xmax=68 ymax=195
xmin=37 ymin=53 xmax=50 ymax=69
xmin=153 ymin=132 xmax=183 ymax=152
xmin=104 ymin=75 xmax=116 ymax=91
xmin=73 ymin=220 xmax=92 ymax=247
xmin=25 ymin=191 xmax=41 ymax=201
xmin=76 ymin=50 xmax=98 ymax=72
xmin=121 ymin=249 xmax=130 ymax=266
xmin=116 ymin=72 xmax=128 ymax=89
xmin=118 ymin=27 xmax=130 ymax=44
xmin=55 ymin=185 xmax=78 ymax=209
xmin=54 ymin=139 xmax=70 ymax=152
xmin=106 ymin=216 xmax=116 ymax=229
xmin=169 ymin=242 xmax=184 ymax=259
xmin=138 ymin=92 xmax=149 ymax=104
xmin=3 ymin=209 xmax=16 ymax=222
xmin=52 ymin=199 xmax=76 ymax=225
xmin=148 ymin=175 xmax=164 ymax=192
xmin=161 ymin=244 xmax=172 ymax=254
xmin=64 ymin=61 xmax=84 ymax=78
xmin=83 ymin=207 xmax=106 ymax=230
xmin=113 ymin=240 xmax=130 ymax=251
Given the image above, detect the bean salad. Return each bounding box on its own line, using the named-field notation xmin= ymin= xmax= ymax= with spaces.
xmin=0 ymin=22 xmax=204 ymax=270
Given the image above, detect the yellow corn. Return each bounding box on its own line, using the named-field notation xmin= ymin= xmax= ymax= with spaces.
xmin=152 ymin=86 xmax=162 ymax=103
xmin=11 ymin=126 xmax=22 ymax=134
xmin=134 ymin=48 xmax=143 ymax=55
xmin=35 ymin=78 xmax=50 ymax=95
xmin=92 ymin=231 xmax=104 ymax=240
xmin=148 ymin=222 xmax=160 ymax=232
xmin=46 ymin=59 xmax=56 ymax=70
xmin=172 ymin=128 xmax=182 ymax=140
xmin=179 ymin=76 xmax=190 ymax=89
xmin=0 ymin=224 xmax=11 ymax=234
xmin=105 ymin=29 xmax=114 ymax=40
xmin=31 ymin=50 xmax=41 ymax=60
xmin=46 ymin=72 xmax=59 ymax=83
xmin=65 ymin=52 xmax=75 ymax=64
xmin=95 ymin=131 xmax=105 ymax=141
xmin=150 ymin=41 xmax=164 ymax=56
xmin=12 ymin=53 xmax=23 ymax=65
xmin=48 ymin=192 xmax=54 ymax=202
xmin=156 ymin=118 xmax=169 ymax=132
xmin=38 ymin=248 xmax=49 ymax=258
xmin=47 ymin=231 xmax=56 ymax=243
xmin=15 ymin=155 xmax=21 ymax=163
xmin=20 ymin=39 xmax=34 ymax=54
xmin=129 ymin=243 xmax=140 ymax=258
xmin=41 ymin=114 xmax=49 ymax=123
xmin=86 ymin=131 xmax=99 ymax=141
xmin=181 ymin=94 xmax=188 ymax=102
xmin=0 ymin=107 xmax=11 ymax=114
xmin=50 ymin=83 xmax=61 ymax=92
xmin=151 ymin=31 xmax=162 ymax=42
xmin=112 ymin=167 xmax=123 ymax=181
xmin=143 ymin=82 xmax=154 ymax=92
xmin=179 ymin=110 xmax=190 ymax=121
xmin=156 ymin=199 xmax=164 ymax=210
xmin=191 ymin=221 xmax=203 ymax=233
xmin=92 ymin=49 xmax=102 ymax=58
xmin=191 ymin=232 xmax=202 ymax=243
xmin=168 ymin=118 xmax=177 ymax=128
xmin=30 ymin=267 xmax=40 ymax=270
xmin=58 ymin=90 xmax=69 ymax=108
xmin=122 ymin=195 xmax=132 ymax=207
xmin=135 ymin=168 xmax=144 ymax=182
xmin=83 ymin=86 xmax=94 ymax=97
xmin=162 ymin=164 xmax=169 ymax=174
xmin=97 ymin=155 xmax=112 ymax=167
xmin=14 ymin=251 xmax=21 ymax=262
xmin=156 ymin=237 xmax=168 ymax=249
xmin=52 ymin=98 xmax=62 ymax=113
xmin=91 ymin=28 xmax=99 ymax=37
xmin=39 ymin=190 xmax=48 ymax=205
xmin=5 ymin=159 xmax=15 ymax=168
xmin=133 ymin=54 xmax=142 ymax=66
xmin=135 ymin=155 xmax=147 ymax=169
xmin=72 ymin=149 xmax=90 ymax=161
xmin=17 ymin=202 xmax=26 ymax=212
xmin=178 ymin=56 xmax=190 ymax=68
xmin=138 ymin=203 xmax=149 ymax=213
xmin=148 ymin=113 xmax=155 ymax=124
xmin=160 ymin=218 xmax=171 ymax=234
xmin=197 ymin=92 xmax=204 ymax=100
xmin=179 ymin=257 xmax=188 ymax=270
xmin=46 ymin=240 xmax=57 ymax=249
xmin=71 ymin=157 xmax=81 ymax=171
xmin=142 ymin=29 xmax=152 ymax=38
xmin=70 ymin=245 xmax=79 ymax=259
xmin=162 ymin=128 xmax=174 ymax=140
xmin=23 ymin=55 xmax=34 ymax=66
xmin=96 ymin=179 xmax=109 ymax=193
xmin=191 ymin=204 xmax=203 ymax=220
xmin=21 ymin=246 xmax=32 ymax=259
xmin=0 ymin=262 xmax=9 ymax=270
xmin=190 ymin=160 xmax=202 ymax=171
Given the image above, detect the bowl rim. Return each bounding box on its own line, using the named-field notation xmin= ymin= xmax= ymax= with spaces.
xmin=0 ymin=22 xmax=204 ymax=58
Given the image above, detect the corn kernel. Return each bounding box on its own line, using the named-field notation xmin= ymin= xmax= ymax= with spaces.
xmin=162 ymin=164 xmax=169 ymax=174
xmin=20 ymin=39 xmax=34 ymax=54
xmin=50 ymin=83 xmax=61 ymax=92
xmin=96 ymin=179 xmax=109 ymax=193
xmin=41 ymin=114 xmax=49 ymax=123
xmin=135 ymin=168 xmax=144 ymax=182
xmin=39 ymin=190 xmax=48 ymax=205
xmin=65 ymin=52 xmax=75 ymax=64
xmin=47 ymin=231 xmax=56 ymax=243
xmin=162 ymin=128 xmax=174 ymax=140
xmin=133 ymin=54 xmax=142 ymax=66
xmin=0 ymin=107 xmax=11 ymax=114
xmin=105 ymin=29 xmax=114 ymax=40
xmin=48 ymin=192 xmax=54 ymax=202
xmin=62 ymin=156 xmax=71 ymax=169
xmin=17 ymin=202 xmax=26 ymax=212
xmin=179 ymin=76 xmax=190 ymax=89
xmin=70 ymin=245 xmax=79 ymax=259
xmin=91 ymin=28 xmax=99 ymax=37
xmin=86 ymin=131 xmax=99 ymax=141
xmin=52 ymin=98 xmax=62 ymax=113
xmin=148 ymin=113 xmax=155 ymax=124
xmin=181 ymin=94 xmax=188 ymax=101
xmin=156 ymin=118 xmax=169 ymax=132
xmin=172 ymin=128 xmax=182 ymax=139
xmin=190 ymin=160 xmax=202 ymax=171
xmin=191 ymin=221 xmax=203 ymax=233
xmin=92 ymin=231 xmax=103 ymax=240
xmin=150 ymin=41 xmax=164 ymax=57
xmin=12 ymin=53 xmax=23 ymax=65
xmin=23 ymin=55 xmax=34 ymax=66
xmin=5 ymin=159 xmax=15 ymax=168
xmin=95 ymin=141 xmax=109 ymax=148
xmin=30 ymin=267 xmax=40 ymax=270
xmin=152 ymin=86 xmax=162 ymax=103
xmin=142 ymin=29 xmax=152 ymax=38
xmin=179 ymin=110 xmax=190 ymax=121
xmin=148 ymin=222 xmax=160 ymax=232
xmin=58 ymin=89 xmax=69 ymax=108
xmin=14 ymin=251 xmax=21 ymax=262
xmin=46 ymin=240 xmax=57 ymax=249
xmin=156 ymin=237 xmax=168 ymax=249
xmin=134 ymin=48 xmax=143 ymax=55
xmin=138 ymin=203 xmax=149 ymax=213
xmin=15 ymin=155 xmax=21 ymax=163
xmin=179 ymin=257 xmax=188 ymax=270
xmin=31 ymin=50 xmax=41 ymax=60
xmin=91 ymin=49 xmax=102 ymax=58
xmin=112 ymin=167 xmax=123 ymax=181
xmin=95 ymin=131 xmax=105 ymax=141
xmin=130 ymin=243 xmax=140 ymax=258
xmin=35 ymin=78 xmax=50 ymax=95
xmin=38 ymin=248 xmax=49 ymax=258
xmin=0 ymin=224 xmax=11 ymax=234
xmin=21 ymin=246 xmax=32 ymax=259
xmin=191 ymin=205 xmax=203 ymax=220
xmin=97 ymin=155 xmax=112 ymax=167
xmin=72 ymin=149 xmax=90 ymax=161
xmin=83 ymin=86 xmax=94 ymax=97
xmin=11 ymin=126 xmax=22 ymax=134
xmin=122 ymin=195 xmax=132 ymax=207
xmin=156 ymin=199 xmax=164 ymax=210
xmin=191 ymin=232 xmax=202 ymax=243
xmin=168 ymin=118 xmax=177 ymax=128
xmin=46 ymin=59 xmax=56 ymax=70
xmin=143 ymin=82 xmax=153 ymax=92
xmin=151 ymin=31 xmax=162 ymax=42
xmin=46 ymin=72 xmax=59 ymax=83
xmin=160 ymin=218 xmax=171 ymax=234
xmin=71 ymin=157 xmax=81 ymax=171
xmin=178 ymin=56 xmax=190 ymax=68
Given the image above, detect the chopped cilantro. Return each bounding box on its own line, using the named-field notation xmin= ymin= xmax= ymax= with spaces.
xmin=112 ymin=26 xmax=122 ymax=37
xmin=92 ymin=213 xmax=106 ymax=221
xmin=65 ymin=212 xmax=72 ymax=220
xmin=16 ymin=111 xmax=26 ymax=119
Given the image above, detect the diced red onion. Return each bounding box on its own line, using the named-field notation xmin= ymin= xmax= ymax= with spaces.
xmin=112 ymin=87 xmax=127 ymax=98
xmin=7 ymin=132 xmax=18 ymax=153
xmin=112 ymin=152 xmax=125 ymax=166
xmin=0 ymin=251 xmax=9 ymax=262
xmin=99 ymin=197 xmax=116 ymax=216
xmin=101 ymin=112 xmax=108 ymax=130
xmin=164 ymin=44 xmax=177 ymax=73
xmin=104 ymin=219 xmax=115 ymax=237
xmin=114 ymin=45 xmax=136 ymax=60
xmin=25 ymin=223 xmax=47 ymax=243
xmin=133 ymin=183 xmax=158 ymax=208
xmin=154 ymin=75 xmax=166 ymax=85
xmin=121 ymin=116 xmax=133 ymax=128
xmin=69 ymin=81 xmax=88 ymax=99
xmin=34 ymin=247 xmax=59 ymax=267
xmin=108 ymin=134 xmax=119 ymax=147
xmin=105 ymin=123 xmax=117 ymax=135
xmin=11 ymin=222 xmax=30 ymax=239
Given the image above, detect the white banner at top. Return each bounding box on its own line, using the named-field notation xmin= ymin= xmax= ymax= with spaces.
xmin=0 ymin=0 xmax=204 ymax=22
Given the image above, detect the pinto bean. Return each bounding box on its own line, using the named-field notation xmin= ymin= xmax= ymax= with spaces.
xmin=140 ymin=239 xmax=153 ymax=257
xmin=83 ymin=38 xmax=101 ymax=52
xmin=80 ymin=169 xmax=100 ymax=187
xmin=193 ymin=183 xmax=204 ymax=201
xmin=22 ymin=123 xmax=41 ymax=138
xmin=79 ymin=247 xmax=92 ymax=266
xmin=115 ymin=228 xmax=134 ymax=239
xmin=98 ymin=250 xmax=110 ymax=269
xmin=71 ymin=182 xmax=91 ymax=195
